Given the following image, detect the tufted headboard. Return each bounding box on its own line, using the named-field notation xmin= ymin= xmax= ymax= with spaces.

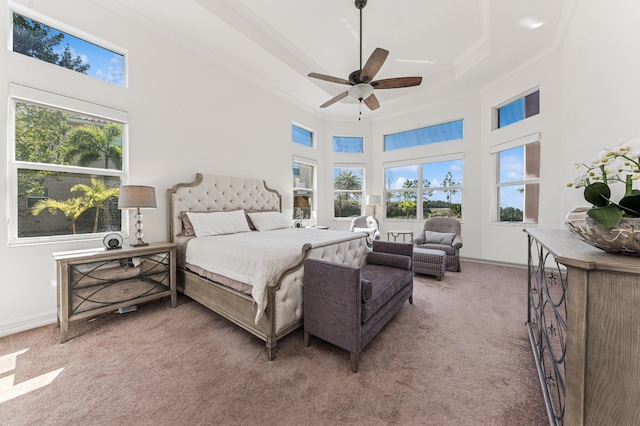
xmin=167 ymin=173 xmax=282 ymax=242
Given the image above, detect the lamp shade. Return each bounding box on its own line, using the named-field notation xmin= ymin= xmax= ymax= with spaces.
xmin=293 ymin=195 xmax=310 ymax=208
xmin=118 ymin=185 xmax=157 ymax=209
xmin=366 ymin=195 xmax=382 ymax=205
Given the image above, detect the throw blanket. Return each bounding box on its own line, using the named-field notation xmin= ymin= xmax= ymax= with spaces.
xmin=186 ymin=228 xmax=361 ymax=322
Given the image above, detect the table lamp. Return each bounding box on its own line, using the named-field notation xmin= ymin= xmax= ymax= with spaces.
xmin=366 ymin=195 xmax=382 ymax=219
xmin=118 ymin=185 xmax=157 ymax=247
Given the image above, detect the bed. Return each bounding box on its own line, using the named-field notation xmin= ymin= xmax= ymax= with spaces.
xmin=168 ymin=173 xmax=369 ymax=359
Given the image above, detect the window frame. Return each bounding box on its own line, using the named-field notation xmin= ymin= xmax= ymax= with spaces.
xmin=490 ymin=133 xmax=541 ymax=225
xmin=9 ymin=4 xmax=128 ymax=87
xmin=493 ymin=89 xmax=540 ymax=130
xmin=333 ymin=165 xmax=365 ymax=219
xmin=332 ymin=136 xmax=364 ymax=153
xmin=384 ymin=154 xmax=464 ymax=221
xmin=292 ymin=157 xmax=316 ymax=223
xmin=292 ymin=123 xmax=314 ymax=148
xmin=8 ymin=83 xmax=128 ymax=246
xmin=384 ymin=119 xmax=464 ymax=152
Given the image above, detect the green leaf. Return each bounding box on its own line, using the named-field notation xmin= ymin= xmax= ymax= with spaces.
xmin=587 ymin=205 xmax=623 ymax=227
xmin=584 ymin=182 xmax=611 ymax=207
xmin=619 ymin=194 xmax=640 ymax=217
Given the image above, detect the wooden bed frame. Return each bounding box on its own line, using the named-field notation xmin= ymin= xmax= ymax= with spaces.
xmin=168 ymin=173 xmax=368 ymax=360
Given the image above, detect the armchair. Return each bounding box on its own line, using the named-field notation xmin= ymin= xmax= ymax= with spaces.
xmin=349 ymin=215 xmax=380 ymax=242
xmin=414 ymin=217 xmax=463 ymax=272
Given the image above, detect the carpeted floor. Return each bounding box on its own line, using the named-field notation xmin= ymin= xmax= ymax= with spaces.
xmin=0 ymin=261 xmax=548 ymax=425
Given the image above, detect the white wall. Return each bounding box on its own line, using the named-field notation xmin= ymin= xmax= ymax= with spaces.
xmin=3 ymin=0 xmax=640 ymax=336
xmin=559 ymin=0 xmax=640 ymax=215
xmin=478 ymin=51 xmax=564 ymax=265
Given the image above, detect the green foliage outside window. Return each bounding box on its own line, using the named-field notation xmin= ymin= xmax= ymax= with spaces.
xmin=334 ymin=169 xmax=363 ymax=218
xmin=15 ymin=102 xmax=123 ymax=238
xmin=12 ymin=12 xmax=90 ymax=74
xmin=386 ymin=171 xmax=462 ymax=220
xmin=499 ymin=207 xmax=524 ymax=222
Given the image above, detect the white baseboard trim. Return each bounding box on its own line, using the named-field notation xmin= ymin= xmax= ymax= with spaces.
xmin=0 ymin=311 xmax=57 ymax=338
xmin=461 ymin=256 xmax=527 ymax=269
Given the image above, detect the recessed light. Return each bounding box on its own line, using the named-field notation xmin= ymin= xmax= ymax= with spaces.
xmin=519 ymin=18 xmax=544 ymax=29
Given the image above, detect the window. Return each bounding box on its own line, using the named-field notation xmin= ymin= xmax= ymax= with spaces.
xmin=333 ymin=167 xmax=364 ymax=218
xmin=293 ymin=161 xmax=315 ymax=220
xmin=292 ymin=124 xmax=313 ymax=147
xmin=9 ymin=84 xmax=127 ymax=245
xmin=495 ymin=140 xmax=540 ymax=223
xmin=384 ymin=120 xmax=463 ymax=151
xmin=11 ymin=10 xmax=125 ymax=86
xmin=385 ymin=158 xmax=463 ymax=220
xmin=333 ymin=137 xmax=363 ymax=153
xmin=495 ymin=90 xmax=539 ymax=129
xmin=385 ymin=165 xmax=419 ymax=219
xmin=422 ymin=160 xmax=463 ymax=219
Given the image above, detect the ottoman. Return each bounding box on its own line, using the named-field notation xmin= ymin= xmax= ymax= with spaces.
xmin=413 ymin=248 xmax=446 ymax=280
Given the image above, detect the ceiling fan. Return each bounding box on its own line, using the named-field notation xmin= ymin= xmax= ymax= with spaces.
xmin=308 ymin=0 xmax=422 ymax=114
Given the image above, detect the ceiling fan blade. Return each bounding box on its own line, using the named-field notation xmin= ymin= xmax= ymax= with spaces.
xmin=363 ymin=93 xmax=380 ymax=111
xmin=371 ymin=76 xmax=423 ymax=89
xmin=308 ymin=73 xmax=351 ymax=85
xmin=360 ymin=48 xmax=389 ymax=83
xmin=320 ymin=91 xmax=349 ymax=108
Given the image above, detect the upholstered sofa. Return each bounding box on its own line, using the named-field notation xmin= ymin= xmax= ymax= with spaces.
xmin=303 ymin=241 xmax=413 ymax=372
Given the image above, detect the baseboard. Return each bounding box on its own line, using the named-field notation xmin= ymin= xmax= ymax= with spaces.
xmin=0 ymin=311 xmax=57 ymax=338
xmin=461 ymin=256 xmax=528 ymax=269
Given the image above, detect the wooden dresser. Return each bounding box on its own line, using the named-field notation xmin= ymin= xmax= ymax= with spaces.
xmin=525 ymin=229 xmax=640 ymax=426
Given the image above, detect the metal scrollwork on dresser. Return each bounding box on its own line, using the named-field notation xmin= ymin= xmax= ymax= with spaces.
xmin=524 ymin=228 xmax=640 ymax=426
xmin=527 ymin=234 xmax=567 ymax=426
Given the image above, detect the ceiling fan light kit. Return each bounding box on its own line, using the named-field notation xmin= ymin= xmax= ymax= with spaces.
xmin=348 ymin=83 xmax=374 ymax=101
xmin=308 ymin=0 xmax=422 ymax=118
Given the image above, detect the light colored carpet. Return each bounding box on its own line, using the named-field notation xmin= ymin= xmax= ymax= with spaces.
xmin=0 ymin=261 xmax=547 ymax=425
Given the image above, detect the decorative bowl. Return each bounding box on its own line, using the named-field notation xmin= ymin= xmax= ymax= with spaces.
xmin=565 ymin=207 xmax=640 ymax=256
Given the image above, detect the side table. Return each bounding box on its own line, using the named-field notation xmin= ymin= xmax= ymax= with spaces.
xmin=53 ymin=242 xmax=177 ymax=343
xmin=387 ymin=230 xmax=414 ymax=243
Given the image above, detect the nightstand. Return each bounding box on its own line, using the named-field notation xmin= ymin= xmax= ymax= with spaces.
xmin=53 ymin=242 xmax=177 ymax=343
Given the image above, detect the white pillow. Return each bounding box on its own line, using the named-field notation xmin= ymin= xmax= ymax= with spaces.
xmin=186 ymin=210 xmax=251 ymax=237
xmin=247 ymin=211 xmax=290 ymax=231
xmin=424 ymin=230 xmax=456 ymax=245
xmin=353 ymin=227 xmax=376 ymax=236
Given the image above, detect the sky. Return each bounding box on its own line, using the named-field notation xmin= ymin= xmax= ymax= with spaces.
xmin=385 ymin=154 xmax=524 ymax=209
xmin=56 ymin=32 xmax=124 ymax=86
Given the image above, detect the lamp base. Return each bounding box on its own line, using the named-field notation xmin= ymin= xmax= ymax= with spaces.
xmin=130 ymin=241 xmax=149 ymax=247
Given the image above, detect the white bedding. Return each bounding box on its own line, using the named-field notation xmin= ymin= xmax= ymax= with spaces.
xmin=185 ymin=228 xmax=362 ymax=322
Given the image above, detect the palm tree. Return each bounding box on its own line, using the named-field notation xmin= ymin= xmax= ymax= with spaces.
xmin=334 ymin=170 xmax=362 ymax=217
xmin=71 ymin=179 xmax=120 ymax=232
xmin=31 ymin=179 xmax=119 ymax=234
xmin=31 ymin=197 xmax=88 ymax=234
xmin=63 ymin=123 xmax=122 ymax=170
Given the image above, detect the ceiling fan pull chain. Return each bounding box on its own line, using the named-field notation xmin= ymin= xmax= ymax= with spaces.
xmin=358 ymin=99 xmax=363 ymax=121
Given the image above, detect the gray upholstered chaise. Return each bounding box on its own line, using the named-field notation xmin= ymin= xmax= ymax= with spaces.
xmin=303 ymin=241 xmax=413 ymax=372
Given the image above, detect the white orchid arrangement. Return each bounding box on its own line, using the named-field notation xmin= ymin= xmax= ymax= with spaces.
xmin=568 ymin=137 xmax=640 ymax=227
